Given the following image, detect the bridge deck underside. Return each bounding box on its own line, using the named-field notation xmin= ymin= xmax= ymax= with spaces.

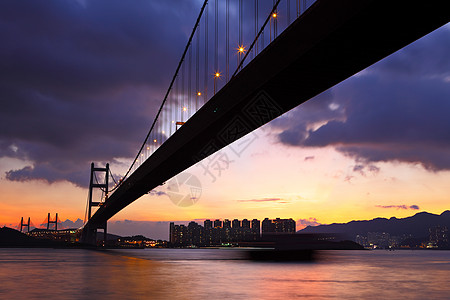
xmin=87 ymin=0 xmax=450 ymax=228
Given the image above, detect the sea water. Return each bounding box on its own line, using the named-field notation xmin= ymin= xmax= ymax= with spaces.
xmin=1 ymin=248 xmax=449 ymax=299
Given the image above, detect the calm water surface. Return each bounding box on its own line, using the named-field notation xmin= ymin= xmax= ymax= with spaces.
xmin=1 ymin=248 xmax=449 ymax=299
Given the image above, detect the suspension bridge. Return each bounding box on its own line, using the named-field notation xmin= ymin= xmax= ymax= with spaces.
xmin=80 ymin=0 xmax=450 ymax=244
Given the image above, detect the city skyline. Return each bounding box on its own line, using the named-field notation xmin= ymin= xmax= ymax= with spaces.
xmin=170 ymin=217 xmax=296 ymax=246
xmin=1 ymin=1 xmax=450 ymax=240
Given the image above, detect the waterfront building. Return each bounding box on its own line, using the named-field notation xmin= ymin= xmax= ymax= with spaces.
xmin=429 ymin=225 xmax=448 ymax=248
xmin=170 ymin=217 xmax=296 ymax=247
xmin=251 ymin=219 xmax=261 ymax=239
xmin=262 ymin=218 xmax=296 ymax=235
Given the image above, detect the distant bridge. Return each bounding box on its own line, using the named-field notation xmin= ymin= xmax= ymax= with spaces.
xmin=81 ymin=0 xmax=450 ymax=244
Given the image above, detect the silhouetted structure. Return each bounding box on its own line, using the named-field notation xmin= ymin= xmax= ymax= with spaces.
xmin=429 ymin=225 xmax=448 ymax=248
xmin=29 ymin=228 xmax=78 ymax=243
xmin=262 ymin=218 xmax=296 ymax=235
xmin=20 ymin=217 xmax=30 ymax=233
xmin=83 ymin=0 xmax=450 ymax=246
xmin=84 ymin=163 xmax=109 ymax=245
xmin=47 ymin=213 xmax=58 ymax=231
xmin=251 ymin=219 xmax=261 ymax=238
xmin=170 ymin=218 xmax=296 ymax=247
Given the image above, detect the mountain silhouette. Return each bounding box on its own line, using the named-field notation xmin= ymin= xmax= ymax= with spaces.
xmin=0 ymin=227 xmax=62 ymax=247
xmin=299 ymin=211 xmax=450 ymax=240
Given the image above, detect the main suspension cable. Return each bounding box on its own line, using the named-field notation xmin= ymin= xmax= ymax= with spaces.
xmin=232 ymin=0 xmax=281 ymax=79
xmin=108 ymin=0 xmax=209 ymax=194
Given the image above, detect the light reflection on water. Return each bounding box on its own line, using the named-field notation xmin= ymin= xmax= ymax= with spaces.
xmin=1 ymin=248 xmax=450 ymax=299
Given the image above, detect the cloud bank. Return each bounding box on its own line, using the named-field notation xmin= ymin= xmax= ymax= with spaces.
xmin=376 ymin=205 xmax=420 ymax=210
xmin=271 ymin=24 xmax=450 ymax=172
xmin=0 ymin=0 xmax=199 ymax=187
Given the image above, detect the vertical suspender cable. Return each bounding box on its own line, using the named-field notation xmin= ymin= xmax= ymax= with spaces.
xmin=255 ymin=0 xmax=258 ymax=54
xmin=204 ymin=3 xmax=208 ymax=104
xmin=261 ymin=2 xmax=264 ymax=49
xmin=239 ymin=0 xmax=243 ymax=46
xmin=110 ymin=0 xmax=209 ymax=193
xmin=196 ymin=28 xmax=199 ymax=111
xmin=214 ymin=0 xmax=218 ymax=94
xmin=203 ymin=2 xmax=209 ymax=103
xmin=240 ymin=0 xmax=244 ymax=69
xmin=174 ymin=74 xmax=179 ymax=132
xmin=274 ymin=0 xmax=277 ymax=39
xmin=287 ymin=0 xmax=291 ymax=25
xmin=232 ymin=0 xmax=281 ymax=79
xmin=181 ymin=59 xmax=185 ymax=122
xmin=188 ymin=46 xmax=192 ymax=118
xmin=214 ymin=0 xmax=218 ymax=73
xmin=226 ymin=0 xmax=229 ymax=82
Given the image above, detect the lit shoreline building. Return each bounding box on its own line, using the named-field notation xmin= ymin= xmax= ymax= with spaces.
xmin=170 ymin=218 xmax=296 ymax=247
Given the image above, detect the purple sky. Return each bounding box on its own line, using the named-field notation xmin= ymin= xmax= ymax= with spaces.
xmin=1 ymin=1 xmax=449 ymax=239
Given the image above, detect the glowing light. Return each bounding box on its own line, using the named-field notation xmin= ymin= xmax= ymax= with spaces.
xmin=272 ymin=12 xmax=277 ymax=18
xmin=153 ymin=139 xmax=157 ymax=143
xmin=215 ymin=72 xmax=221 ymax=78
xmin=237 ymin=45 xmax=246 ymax=53
xmin=197 ymin=92 xmax=202 ymax=96
xmin=172 ymin=120 xmax=175 ymax=123
xmin=162 ymin=130 xmax=165 ymax=134
xmin=147 ymin=146 xmax=150 ymax=150
xmin=183 ymin=107 xmax=187 ymax=112
xmin=141 ymin=153 xmax=144 ymax=156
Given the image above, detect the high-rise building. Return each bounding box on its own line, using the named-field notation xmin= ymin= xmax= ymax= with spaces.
xmin=223 ymin=219 xmax=231 ymax=228
xmin=367 ymin=232 xmax=390 ymax=248
xmin=204 ymin=219 xmax=212 ymax=246
xmin=204 ymin=219 xmax=212 ymax=230
xmin=232 ymin=219 xmax=242 ymax=242
xmin=242 ymin=219 xmax=251 ymax=240
xmin=188 ymin=221 xmax=203 ymax=246
xmin=242 ymin=219 xmax=250 ymax=228
xmin=262 ymin=218 xmax=274 ymax=235
xmin=214 ymin=219 xmax=222 ymax=228
xmin=170 ymin=224 xmax=188 ymax=246
xmin=223 ymin=219 xmax=231 ymax=242
xmin=170 ymin=217 xmax=295 ymax=246
xmin=232 ymin=219 xmax=241 ymax=228
xmin=262 ymin=218 xmax=296 ymax=235
xmin=169 ymin=222 xmax=175 ymax=244
xmin=251 ymin=219 xmax=260 ymax=239
xmin=429 ymin=225 xmax=448 ymax=248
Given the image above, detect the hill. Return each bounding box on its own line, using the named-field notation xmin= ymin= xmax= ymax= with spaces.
xmin=299 ymin=211 xmax=450 ymax=240
xmin=0 ymin=227 xmax=63 ymax=247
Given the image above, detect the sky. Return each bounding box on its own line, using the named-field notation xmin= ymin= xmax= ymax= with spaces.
xmin=1 ymin=0 xmax=449 ymax=240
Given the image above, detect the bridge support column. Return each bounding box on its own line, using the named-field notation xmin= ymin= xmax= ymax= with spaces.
xmin=47 ymin=213 xmax=58 ymax=231
xmin=81 ymin=163 xmax=109 ymax=246
xmin=20 ymin=217 xmax=30 ymax=233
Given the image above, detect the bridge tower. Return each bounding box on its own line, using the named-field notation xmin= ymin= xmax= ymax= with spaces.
xmin=83 ymin=162 xmax=109 ymax=246
xmin=47 ymin=213 xmax=58 ymax=231
xmin=20 ymin=217 xmax=30 ymax=233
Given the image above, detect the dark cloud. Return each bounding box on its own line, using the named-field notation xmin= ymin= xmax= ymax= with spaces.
xmin=375 ymin=205 xmax=420 ymax=210
xmin=148 ymin=190 xmax=167 ymax=197
xmin=273 ymin=24 xmax=450 ymax=171
xmin=0 ymin=0 xmax=200 ymax=186
xmin=352 ymin=164 xmax=380 ymax=176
